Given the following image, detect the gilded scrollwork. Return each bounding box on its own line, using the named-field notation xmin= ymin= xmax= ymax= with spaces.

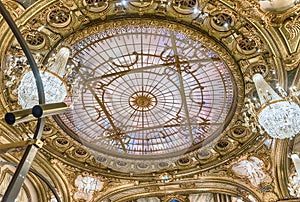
xmin=262 ymin=192 xmax=278 ymax=202
xmin=180 ymin=182 xmax=196 ymax=188
xmin=46 ymin=6 xmax=72 ymax=28
xmin=230 ymin=126 xmax=250 ymax=142
xmin=144 ymin=185 xmax=160 ymax=192
xmin=162 ymin=194 xmax=187 ymax=202
xmin=284 ymin=16 xmax=300 ymax=40
xmin=23 ymin=31 xmax=48 ymax=50
xmin=210 ymin=12 xmax=235 ymax=31
xmin=82 ymin=0 xmax=109 ymax=13
xmin=2 ymin=0 xmax=25 ymax=19
xmin=231 ymin=0 xmax=270 ymax=25
xmin=128 ymin=0 xmax=156 ymax=14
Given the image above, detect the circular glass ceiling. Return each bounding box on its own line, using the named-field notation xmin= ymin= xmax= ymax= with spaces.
xmin=57 ymin=20 xmax=236 ymax=160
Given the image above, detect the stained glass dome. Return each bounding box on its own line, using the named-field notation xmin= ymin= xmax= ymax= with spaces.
xmin=56 ymin=19 xmax=236 ymax=163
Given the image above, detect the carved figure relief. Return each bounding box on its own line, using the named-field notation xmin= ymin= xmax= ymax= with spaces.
xmin=231 ymin=156 xmax=272 ymax=187
xmin=74 ymin=174 xmax=104 ymax=201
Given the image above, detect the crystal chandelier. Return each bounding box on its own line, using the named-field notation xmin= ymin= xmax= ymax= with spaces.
xmin=17 ymin=47 xmax=70 ymax=109
xmin=245 ymin=73 xmax=300 ymax=139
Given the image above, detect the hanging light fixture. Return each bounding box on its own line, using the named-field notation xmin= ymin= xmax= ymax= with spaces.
xmin=248 ymin=73 xmax=300 ymax=139
xmin=17 ymin=47 xmax=70 ymax=109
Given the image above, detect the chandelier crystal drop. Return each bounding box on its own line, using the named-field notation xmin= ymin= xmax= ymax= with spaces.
xmin=252 ymin=73 xmax=300 ymax=139
xmin=48 ymin=47 xmax=70 ymax=77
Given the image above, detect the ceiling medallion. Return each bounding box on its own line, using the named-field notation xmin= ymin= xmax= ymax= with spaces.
xmin=55 ymin=18 xmax=241 ymax=172
xmin=129 ymin=91 xmax=157 ymax=111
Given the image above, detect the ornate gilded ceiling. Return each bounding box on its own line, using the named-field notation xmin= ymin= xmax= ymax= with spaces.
xmin=0 ymin=0 xmax=300 ymax=202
